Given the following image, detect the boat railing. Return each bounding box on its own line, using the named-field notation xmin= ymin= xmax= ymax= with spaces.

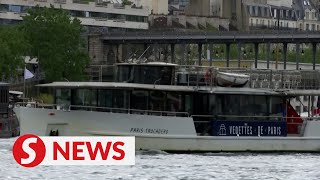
xmin=191 ymin=114 xmax=320 ymax=122
xmin=15 ymin=102 xmax=190 ymax=117
xmin=175 ymin=66 xmax=320 ymax=90
xmin=15 ymin=102 xmax=59 ymax=109
xmin=85 ymin=64 xmax=320 ymax=90
xmin=191 ymin=115 xmax=285 ymax=121
xmin=68 ymin=105 xmax=190 ymax=117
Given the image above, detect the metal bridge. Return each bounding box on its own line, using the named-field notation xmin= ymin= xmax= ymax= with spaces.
xmin=101 ymin=31 xmax=320 ymax=44
xmin=100 ymin=31 xmax=320 ymax=70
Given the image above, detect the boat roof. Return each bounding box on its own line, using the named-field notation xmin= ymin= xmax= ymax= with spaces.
xmin=37 ymin=82 xmax=279 ymax=95
xmin=9 ymin=91 xmax=23 ymax=95
xmin=0 ymin=82 xmax=9 ymax=86
xmin=115 ymin=62 xmax=178 ymax=67
xmin=281 ymin=90 xmax=320 ymax=96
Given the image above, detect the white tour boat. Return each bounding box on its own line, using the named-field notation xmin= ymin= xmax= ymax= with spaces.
xmin=13 ymin=62 xmax=320 ymax=152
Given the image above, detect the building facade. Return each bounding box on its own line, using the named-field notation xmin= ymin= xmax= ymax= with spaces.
xmin=0 ymin=0 xmax=149 ymax=31
xmin=132 ymin=0 xmax=169 ymax=15
xmin=169 ymin=0 xmax=189 ymax=10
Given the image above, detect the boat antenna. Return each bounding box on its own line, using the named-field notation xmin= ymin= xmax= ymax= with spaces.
xmin=127 ymin=49 xmax=139 ymax=60
xmin=153 ymin=78 xmax=161 ymax=88
xmin=137 ymin=46 xmax=150 ymax=63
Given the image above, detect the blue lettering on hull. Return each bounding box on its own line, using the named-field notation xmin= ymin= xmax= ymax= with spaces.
xmin=211 ymin=121 xmax=287 ymax=137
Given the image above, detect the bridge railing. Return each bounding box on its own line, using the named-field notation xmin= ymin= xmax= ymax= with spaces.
xmin=102 ymin=30 xmax=320 ymax=37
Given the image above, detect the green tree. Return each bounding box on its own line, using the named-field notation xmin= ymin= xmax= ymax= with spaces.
xmin=122 ymin=0 xmax=133 ymax=6
xmin=0 ymin=26 xmax=29 ymax=79
xmin=22 ymin=5 xmax=89 ymax=82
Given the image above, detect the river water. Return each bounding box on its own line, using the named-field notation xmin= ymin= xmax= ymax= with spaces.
xmin=1 ymin=138 xmax=320 ymax=180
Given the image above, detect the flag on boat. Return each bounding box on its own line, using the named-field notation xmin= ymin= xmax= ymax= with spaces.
xmin=24 ymin=68 xmax=34 ymax=80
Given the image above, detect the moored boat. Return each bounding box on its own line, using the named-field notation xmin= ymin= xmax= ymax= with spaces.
xmin=0 ymin=83 xmax=20 ymax=138
xmin=13 ymin=63 xmax=320 ymax=152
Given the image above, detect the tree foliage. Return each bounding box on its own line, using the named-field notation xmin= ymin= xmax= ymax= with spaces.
xmin=22 ymin=5 xmax=89 ymax=82
xmin=0 ymin=26 xmax=29 ymax=80
xmin=122 ymin=0 xmax=133 ymax=6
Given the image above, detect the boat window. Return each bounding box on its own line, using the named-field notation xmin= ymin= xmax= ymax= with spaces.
xmin=56 ymin=89 xmax=71 ymax=108
xmin=131 ymin=90 xmax=148 ymax=110
xmin=0 ymin=88 xmax=8 ymax=103
xmin=98 ymin=90 xmax=113 ymax=108
xmin=193 ymin=94 xmax=209 ymax=115
xmin=113 ymin=90 xmax=129 ymax=109
xmin=214 ymin=95 xmax=270 ymax=120
xmin=185 ymin=94 xmax=193 ymax=114
xmin=208 ymin=95 xmax=217 ymax=115
xmin=254 ymin=96 xmax=268 ymax=117
xmin=71 ymin=89 xmax=97 ymax=107
xmin=239 ymin=95 xmax=255 ymax=119
xmin=149 ymin=90 xmax=166 ymax=112
xmin=270 ymin=96 xmax=283 ymax=117
xmin=145 ymin=66 xmax=173 ymax=85
xmin=0 ymin=87 xmax=8 ymax=114
xmin=117 ymin=65 xmax=174 ymax=85
xmin=117 ymin=65 xmax=132 ymax=83
xmin=224 ymin=95 xmax=241 ymax=117
xmin=166 ymin=92 xmax=183 ymax=112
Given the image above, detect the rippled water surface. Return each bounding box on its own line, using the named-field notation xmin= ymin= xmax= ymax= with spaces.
xmin=1 ymin=138 xmax=320 ymax=180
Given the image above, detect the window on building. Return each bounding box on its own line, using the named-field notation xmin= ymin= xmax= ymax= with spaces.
xmin=306 ymin=24 xmax=310 ymax=31
xmin=9 ymin=5 xmax=21 ymax=13
xmin=312 ymin=24 xmax=316 ymax=31
xmin=296 ymin=106 xmax=301 ymax=114
xmin=306 ymin=12 xmax=310 ymax=19
xmin=303 ymin=106 xmax=308 ymax=112
xmin=0 ymin=4 xmax=9 ymax=12
xmin=251 ymin=19 xmax=253 ymax=26
xmin=304 ymin=96 xmax=308 ymax=101
xmin=265 ymin=8 xmax=268 ymax=17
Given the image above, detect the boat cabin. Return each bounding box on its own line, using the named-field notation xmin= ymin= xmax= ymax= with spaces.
xmin=37 ymin=63 xmax=312 ymax=137
xmin=0 ymin=83 xmax=19 ymax=137
xmin=115 ymin=62 xmax=176 ymax=85
xmin=0 ymin=83 xmax=9 ymax=119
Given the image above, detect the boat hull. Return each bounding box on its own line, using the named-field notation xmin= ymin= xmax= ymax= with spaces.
xmin=14 ymin=107 xmax=320 ymax=152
